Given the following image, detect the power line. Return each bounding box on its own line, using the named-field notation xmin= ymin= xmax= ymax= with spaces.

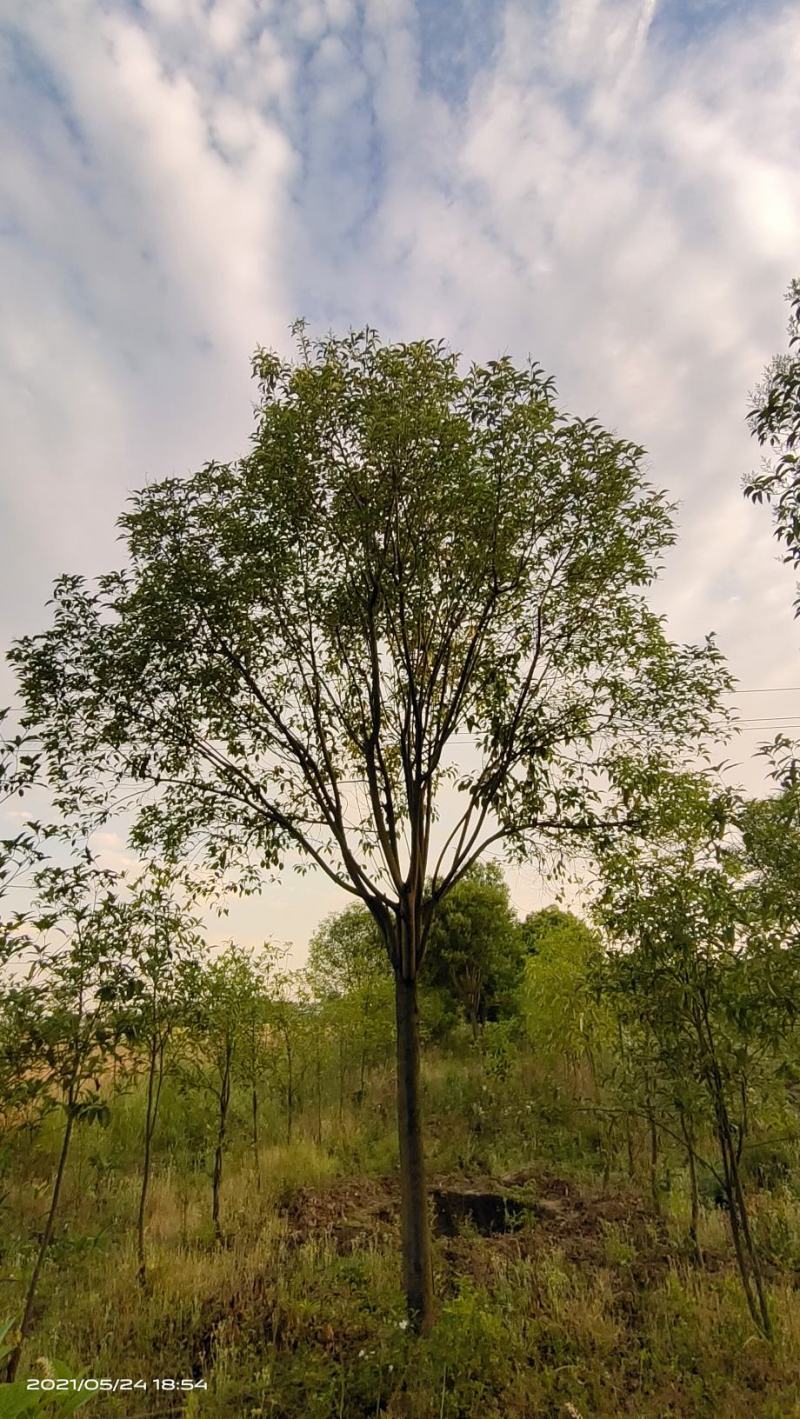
xmin=736 ymin=725 xmax=800 ymax=731
xmin=734 ymin=717 xmax=800 ymax=724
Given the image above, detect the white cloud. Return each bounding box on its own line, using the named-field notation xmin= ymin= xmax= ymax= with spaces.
xmin=0 ymin=0 xmax=295 ymax=630
xmin=2 ymin=0 xmax=799 ymax=944
xmin=89 ymin=830 xmax=140 ymax=876
xmin=207 ymin=0 xmax=259 ymax=53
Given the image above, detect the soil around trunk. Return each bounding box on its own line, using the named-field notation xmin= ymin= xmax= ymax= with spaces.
xmin=278 ymin=1167 xmax=672 ymax=1270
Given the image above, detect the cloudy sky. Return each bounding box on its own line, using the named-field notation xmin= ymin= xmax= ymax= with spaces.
xmin=1 ymin=0 xmax=799 ymax=955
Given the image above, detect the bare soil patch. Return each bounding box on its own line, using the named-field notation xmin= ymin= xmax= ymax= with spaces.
xmin=279 ymin=1167 xmax=671 ymax=1277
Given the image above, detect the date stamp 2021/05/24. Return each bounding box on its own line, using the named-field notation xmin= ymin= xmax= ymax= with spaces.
xmin=26 ymin=1378 xmax=208 ymax=1394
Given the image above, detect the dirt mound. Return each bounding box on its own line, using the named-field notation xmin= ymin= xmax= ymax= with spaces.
xmin=278 ymin=1167 xmax=668 ymax=1272
xmin=281 ymin=1175 xmax=399 ymax=1250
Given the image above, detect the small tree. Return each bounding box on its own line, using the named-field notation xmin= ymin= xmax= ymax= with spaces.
xmin=519 ymin=908 xmax=605 ymax=1076
xmin=235 ymin=944 xmax=278 ymax=1187
xmin=264 ymin=968 xmax=316 ymax=1148
xmin=177 ymin=943 xmax=263 ymax=1240
xmin=515 ymin=907 xmax=620 ymax=1182
xmin=306 ymin=905 xmax=393 ymax=1110
xmin=0 ymin=860 xmax=133 ymax=1380
xmin=424 ymin=862 xmax=523 ymax=1037
xmin=595 ymin=768 xmax=800 ymax=1338
xmin=124 ymin=871 xmax=203 ymax=1284
xmin=11 ymin=329 xmax=730 ymax=1326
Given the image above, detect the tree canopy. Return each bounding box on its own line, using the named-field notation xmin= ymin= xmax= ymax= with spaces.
xmin=12 ymin=327 xmax=729 ymax=961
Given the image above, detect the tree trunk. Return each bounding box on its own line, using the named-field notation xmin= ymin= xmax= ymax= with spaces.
xmin=716 ymin=1094 xmax=771 ymax=1337
xmin=616 ymin=1023 xmax=635 ymax=1177
xmin=647 ymin=1106 xmax=660 ymax=1214
xmin=394 ymin=971 xmax=434 ymax=1333
xmin=697 ymin=1000 xmax=771 ymax=1338
xmin=137 ymin=1034 xmax=163 ymax=1285
xmin=625 ymin=1113 xmax=635 ymax=1178
xmin=602 ymin=1118 xmax=614 ymax=1190
xmin=358 ymin=1031 xmax=367 ymax=1103
xmin=6 ymin=1100 xmax=76 ymax=1382
xmin=251 ymin=1084 xmax=261 ymax=1190
xmin=678 ymin=1108 xmax=702 ymax=1266
xmin=715 ymin=1107 xmax=761 ymax=1331
xmin=315 ymin=1041 xmax=323 ymax=1146
xmin=249 ymin=1015 xmax=262 ymax=1191
xmin=212 ymin=1046 xmax=232 ymax=1243
xmin=729 ymin=1156 xmax=771 ymax=1337
xmin=285 ymin=1034 xmax=294 ymax=1146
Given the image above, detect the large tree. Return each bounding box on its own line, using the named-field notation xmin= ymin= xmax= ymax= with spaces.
xmin=10 ymin=327 xmax=729 ymax=1327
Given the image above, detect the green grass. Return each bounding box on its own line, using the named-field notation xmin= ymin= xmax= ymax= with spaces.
xmin=4 ymin=1053 xmax=800 ymax=1416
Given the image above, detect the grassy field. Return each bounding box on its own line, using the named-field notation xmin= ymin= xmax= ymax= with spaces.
xmin=4 ymin=1048 xmax=800 ymax=1419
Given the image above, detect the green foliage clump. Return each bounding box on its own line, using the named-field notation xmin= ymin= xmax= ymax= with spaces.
xmin=519 ymin=906 xmax=607 ymax=1068
xmin=423 ymin=863 xmax=525 ymax=1035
